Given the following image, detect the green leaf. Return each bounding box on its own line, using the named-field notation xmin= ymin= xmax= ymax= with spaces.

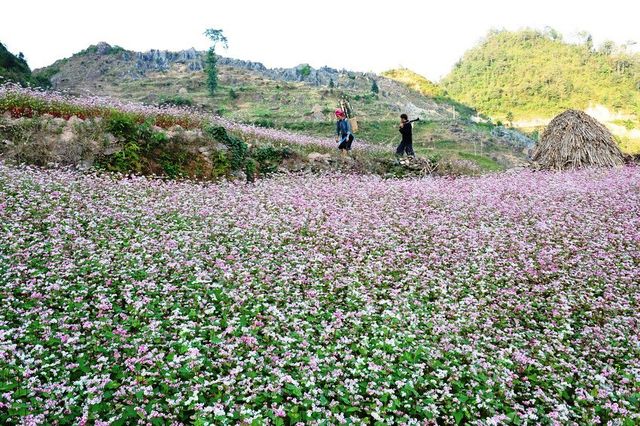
xmin=13 ymin=388 xmax=28 ymax=398
xmin=454 ymin=410 xmax=464 ymax=424
xmin=285 ymin=383 xmax=302 ymax=398
xmin=0 ymin=382 xmax=18 ymax=391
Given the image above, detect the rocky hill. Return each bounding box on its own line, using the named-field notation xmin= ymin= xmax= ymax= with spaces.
xmin=36 ymin=42 xmax=462 ymax=122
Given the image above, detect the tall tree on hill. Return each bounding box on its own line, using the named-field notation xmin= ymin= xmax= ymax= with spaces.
xmin=203 ymin=28 xmax=228 ymax=96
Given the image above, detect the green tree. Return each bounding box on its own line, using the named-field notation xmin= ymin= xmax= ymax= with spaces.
xmin=506 ymin=111 xmax=514 ymax=126
xmin=578 ymin=31 xmax=593 ymax=51
xmin=371 ymin=79 xmax=379 ymax=94
xmin=599 ymin=40 xmax=615 ymax=56
xmin=203 ymin=28 xmax=228 ymax=96
xmin=299 ymin=64 xmax=311 ymax=78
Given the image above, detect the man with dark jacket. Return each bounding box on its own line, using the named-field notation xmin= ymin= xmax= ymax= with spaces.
xmin=396 ymin=113 xmax=415 ymax=157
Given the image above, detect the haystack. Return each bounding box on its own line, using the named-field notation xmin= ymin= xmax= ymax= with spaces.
xmin=531 ymin=109 xmax=624 ymax=169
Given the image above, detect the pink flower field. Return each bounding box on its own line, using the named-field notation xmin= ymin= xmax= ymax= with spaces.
xmin=0 ymin=163 xmax=639 ymax=425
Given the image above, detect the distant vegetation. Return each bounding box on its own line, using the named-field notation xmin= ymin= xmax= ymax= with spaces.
xmin=76 ymin=43 xmax=126 ymax=56
xmin=0 ymin=42 xmax=50 ymax=88
xmin=442 ymin=29 xmax=640 ymax=121
xmin=382 ymin=68 xmax=443 ymax=98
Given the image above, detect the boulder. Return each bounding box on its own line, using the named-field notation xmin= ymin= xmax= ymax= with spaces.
xmin=67 ymin=115 xmax=84 ymax=126
xmin=60 ymin=127 xmax=75 ymax=143
xmin=52 ymin=117 xmax=67 ymax=127
xmin=231 ymin=170 xmax=247 ymax=182
xmin=103 ymin=145 xmax=122 ymax=156
xmin=95 ymin=42 xmax=113 ymax=55
xmin=308 ymin=152 xmax=331 ymax=163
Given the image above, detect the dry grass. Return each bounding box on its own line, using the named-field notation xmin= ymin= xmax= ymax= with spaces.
xmin=532 ymin=109 xmax=624 ymax=169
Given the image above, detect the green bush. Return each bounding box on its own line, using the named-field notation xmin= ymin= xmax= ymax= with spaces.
xmin=245 ymin=158 xmax=257 ymax=182
xmin=299 ymin=64 xmax=311 ymax=78
xmin=253 ymin=118 xmax=275 ymax=128
xmin=252 ymin=145 xmax=292 ymax=176
xmin=204 ymin=125 xmax=248 ymax=170
xmin=159 ymin=96 xmax=194 ymax=107
xmin=107 ymin=141 xmax=142 ymax=174
xmin=106 ymin=112 xmax=138 ymax=140
xmin=101 ymin=114 xmax=171 ymax=173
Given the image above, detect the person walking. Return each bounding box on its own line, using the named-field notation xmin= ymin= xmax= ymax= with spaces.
xmin=335 ymin=109 xmax=354 ymax=157
xmin=396 ymin=113 xmax=415 ymax=158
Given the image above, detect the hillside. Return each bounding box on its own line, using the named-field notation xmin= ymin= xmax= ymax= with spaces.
xmin=441 ymin=29 xmax=640 ymax=152
xmin=33 ymin=43 xmax=533 ymax=169
xmin=382 ymin=68 xmax=443 ymax=98
xmin=0 ymin=42 xmax=50 ymax=88
xmin=36 ymin=42 xmax=457 ymax=123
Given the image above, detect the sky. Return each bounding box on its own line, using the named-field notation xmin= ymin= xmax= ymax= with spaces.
xmin=2 ymin=0 xmax=639 ymax=81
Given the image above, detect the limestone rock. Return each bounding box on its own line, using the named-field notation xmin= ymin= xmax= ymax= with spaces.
xmin=95 ymin=42 xmax=113 ymax=55
xmin=103 ymin=145 xmax=122 ymax=156
xmin=60 ymin=127 xmax=75 ymax=143
xmin=231 ymin=170 xmax=247 ymax=182
xmin=308 ymin=152 xmax=331 ymax=163
xmin=67 ymin=116 xmax=83 ymax=126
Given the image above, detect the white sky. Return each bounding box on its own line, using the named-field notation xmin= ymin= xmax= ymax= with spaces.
xmin=2 ymin=0 xmax=639 ymax=81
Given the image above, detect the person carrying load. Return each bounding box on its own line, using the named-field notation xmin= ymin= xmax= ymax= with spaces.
xmin=396 ymin=113 xmax=419 ymax=158
xmin=335 ymin=109 xmax=355 ymax=157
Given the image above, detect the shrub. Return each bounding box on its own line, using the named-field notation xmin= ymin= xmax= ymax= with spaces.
xmin=245 ymin=158 xmax=257 ymax=182
xmin=101 ymin=114 xmax=171 ymax=173
xmin=159 ymin=96 xmax=194 ymax=107
xmin=252 ymin=145 xmax=292 ymax=176
xmin=204 ymin=125 xmax=248 ymax=170
xmin=105 ymin=111 xmax=139 ymax=140
xmin=253 ymin=118 xmax=275 ymax=128
xmin=299 ymin=64 xmax=311 ymax=78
